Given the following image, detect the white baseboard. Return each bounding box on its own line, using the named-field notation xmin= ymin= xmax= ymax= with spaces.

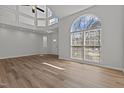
xmin=0 ymin=53 xmax=40 ymax=60
xmin=0 ymin=53 xmax=57 ymax=60
xmin=59 ymin=57 xmax=123 ymax=72
xmin=96 ymin=64 xmax=123 ymax=72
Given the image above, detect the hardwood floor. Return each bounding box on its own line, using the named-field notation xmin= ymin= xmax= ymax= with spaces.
xmin=0 ymin=54 xmax=124 ymax=88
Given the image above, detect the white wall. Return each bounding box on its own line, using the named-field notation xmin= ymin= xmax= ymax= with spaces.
xmin=0 ymin=5 xmax=36 ymax=30
xmin=0 ymin=27 xmax=43 ymax=59
xmin=59 ymin=5 xmax=124 ymax=70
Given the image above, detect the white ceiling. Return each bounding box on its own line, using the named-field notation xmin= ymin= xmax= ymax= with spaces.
xmin=47 ymin=5 xmax=93 ymax=18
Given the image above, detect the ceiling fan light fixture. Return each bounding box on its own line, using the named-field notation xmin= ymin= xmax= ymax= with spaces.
xmin=32 ymin=5 xmax=36 ymax=10
xmin=32 ymin=5 xmax=36 ymax=13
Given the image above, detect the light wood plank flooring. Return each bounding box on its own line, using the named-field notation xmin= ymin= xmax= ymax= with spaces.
xmin=0 ymin=55 xmax=124 ymax=88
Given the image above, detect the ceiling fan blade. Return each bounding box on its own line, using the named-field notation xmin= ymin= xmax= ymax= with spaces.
xmin=36 ymin=7 xmax=45 ymax=12
xmin=21 ymin=5 xmax=44 ymax=13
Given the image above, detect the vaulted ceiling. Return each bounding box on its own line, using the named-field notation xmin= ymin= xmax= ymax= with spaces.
xmin=47 ymin=5 xmax=93 ymax=18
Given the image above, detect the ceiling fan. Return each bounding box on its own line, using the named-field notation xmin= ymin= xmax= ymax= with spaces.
xmin=22 ymin=5 xmax=45 ymax=13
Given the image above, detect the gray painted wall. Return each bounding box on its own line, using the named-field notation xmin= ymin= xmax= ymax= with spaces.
xmin=59 ymin=5 xmax=124 ymax=70
xmin=0 ymin=27 xmax=43 ymax=59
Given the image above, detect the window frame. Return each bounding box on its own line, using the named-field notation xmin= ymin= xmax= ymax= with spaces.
xmin=70 ymin=15 xmax=101 ymax=63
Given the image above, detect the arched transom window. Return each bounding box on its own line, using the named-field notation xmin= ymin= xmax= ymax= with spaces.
xmin=70 ymin=15 xmax=101 ymax=63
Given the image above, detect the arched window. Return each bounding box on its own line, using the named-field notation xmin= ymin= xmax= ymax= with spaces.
xmin=70 ymin=15 xmax=101 ymax=63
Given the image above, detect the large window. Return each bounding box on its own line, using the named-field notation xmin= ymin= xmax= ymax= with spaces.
xmin=70 ymin=15 xmax=101 ymax=63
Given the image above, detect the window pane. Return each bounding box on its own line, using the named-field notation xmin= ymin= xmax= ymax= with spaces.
xmin=47 ymin=8 xmax=52 ymax=17
xmin=37 ymin=5 xmax=46 ymax=18
xmin=37 ymin=20 xmax=46 ymax=26
xmin=19 ymin=6 xmax=35 ymax=17
xmin=84 ymin=31 xmax=90 ymax=46
xmin=84 ymin=30 xmax=100 ymax=46
xmin=71 ymin=47 xmax=83 ymax=59
xmin=19 ymin=15 xmax=34 ymax=25
xmin=84 ymin=47 xmax=100 ymax=62
xmin=37 ymin=10 xmax=46 ymax=18
xmin=71 ymin=32 xmax=83 ymax=46
xmin=94 ymin=30 xmax=100 ymax=46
